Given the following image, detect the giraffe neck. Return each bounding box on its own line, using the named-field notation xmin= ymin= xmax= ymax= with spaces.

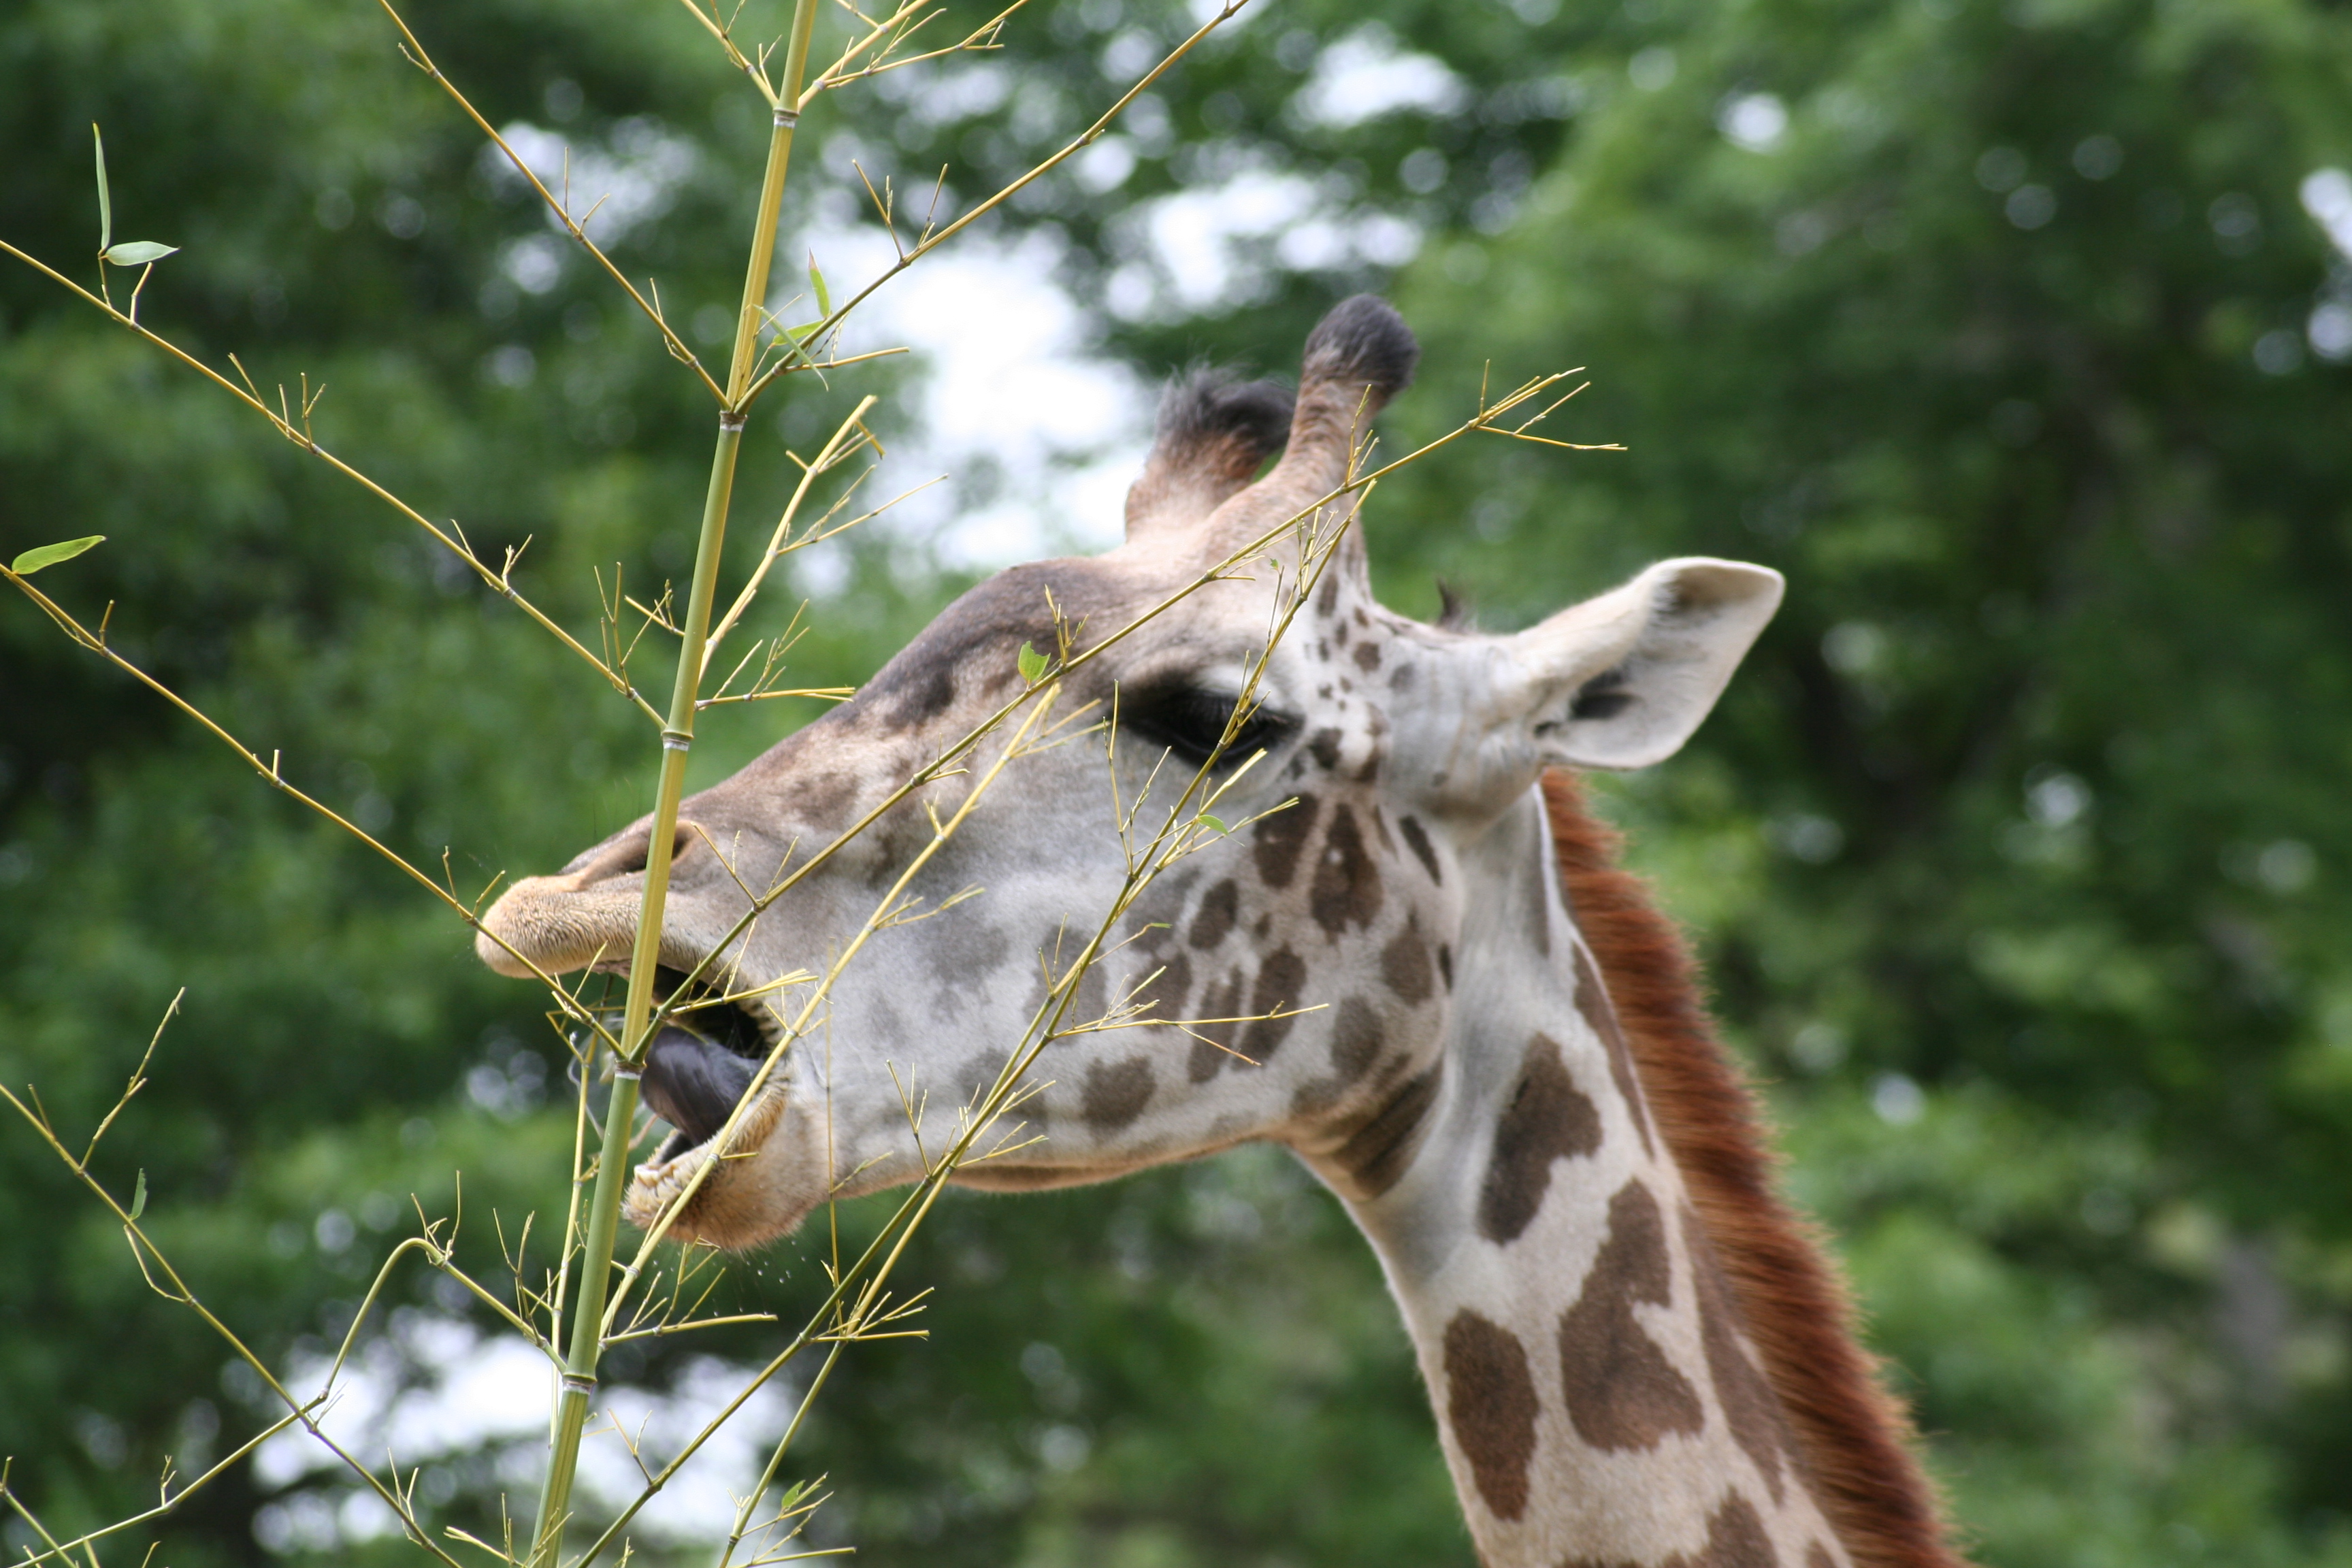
xmin=1344 ymin=791 xmax=1847 ymax=1568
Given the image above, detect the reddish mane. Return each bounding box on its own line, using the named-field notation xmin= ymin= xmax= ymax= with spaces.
xmin=1543 ymin=771 xmax=1968 ymax=1568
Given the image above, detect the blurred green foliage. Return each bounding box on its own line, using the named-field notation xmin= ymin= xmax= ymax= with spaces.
xmin=3 ymin=0 xmax=2351 ymax=1565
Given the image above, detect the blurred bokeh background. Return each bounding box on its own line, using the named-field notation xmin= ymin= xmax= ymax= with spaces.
xmin=5 ymin=0 xmax=2351 ymax=1563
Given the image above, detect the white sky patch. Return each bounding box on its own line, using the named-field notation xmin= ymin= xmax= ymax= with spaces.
xmin=790 ymin=221 xmax=1152 ymax=577
xmin=2303 ymin=167 xmax=2352 ymax=260
xmin=1103 ymin=161 xmax=1421 ymax=323
xmin=1293 ymin=23 xmax=1467 ymax=129
xmin=485 ymin=118 xmax=699 ymax=246
xmin=1718 ymin=92 xmax=1789 ymax=154
xmin=253 ymin=1311 xmax=798 ymax=1550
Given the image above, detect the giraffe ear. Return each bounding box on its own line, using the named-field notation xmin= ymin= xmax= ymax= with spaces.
xmin=1502 ymin=558 xmax=1783 ymax=770
xmin=1124 ymin=372 xmax=1294 ymax=540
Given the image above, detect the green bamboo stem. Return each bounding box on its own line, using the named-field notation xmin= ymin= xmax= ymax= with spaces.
xmin=527 ymin=2 xmax=821 ymax=1561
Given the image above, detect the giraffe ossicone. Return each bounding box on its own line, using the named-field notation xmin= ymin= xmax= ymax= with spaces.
xmin=478 ymin=296 xmax=1965 ymax=1568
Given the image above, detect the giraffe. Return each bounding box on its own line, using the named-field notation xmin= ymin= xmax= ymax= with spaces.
xmin=478 ymin=297 xmax=1965 ymax=1568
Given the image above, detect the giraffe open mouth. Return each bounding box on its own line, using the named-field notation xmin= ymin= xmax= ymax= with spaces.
xmin=628 ymin=966 xmax=777 ymax=1162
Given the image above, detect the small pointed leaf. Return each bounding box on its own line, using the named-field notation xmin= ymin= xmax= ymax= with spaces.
xmin=94 ymin=124 xmax=112 ymax=255
xmin=808 ymin=256 xmax=831 ymax=318
xmin=129 ymin=1169 xmax=148 ymax=1222
xmin=1016 ymin=642 xmax=1047 ymax=685
xmin=1198 ymin=813 xmax=1229 ymax=836
xmin=103 ymin=241 xmax=178 ymax=267
xmin=10 ymin=535 xmax=105 ymax=574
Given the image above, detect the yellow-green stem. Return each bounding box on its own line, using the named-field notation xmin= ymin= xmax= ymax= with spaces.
xmin=529 ymin=2 xmax=820 ymax=1559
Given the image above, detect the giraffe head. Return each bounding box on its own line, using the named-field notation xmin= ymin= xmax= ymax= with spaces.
xmin=477 ymin=297 xmax=1781 ymax=1250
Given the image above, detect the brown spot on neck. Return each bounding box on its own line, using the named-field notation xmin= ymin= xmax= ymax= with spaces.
xmin=1544 ymin=770 xmax=1965 ymax=1568
xmin=1524 ymin=843 xmax=1555 ymax=957
xmin=1476 ymin=1034 xmax=1603 ymax=1244
xmin=1688 ymin=1204 xmax=1793 ymax=1503
xmin=1442 ymin=1310 xmax=1538 ymax=1521
xmin=1573 ymin=943 xmax=1655 ymax=1158
xmin=1319 ymin=1062 xmax=1439 ymax=1199
xmin=1562 ymin=1492 xmax=1781 ymax=1568
xmin=1558 ymin=1179 xmax=1705 ymax=1450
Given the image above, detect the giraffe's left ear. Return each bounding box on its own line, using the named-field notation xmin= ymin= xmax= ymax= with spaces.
xmin=1501 ymin=558 xmax=1783 ymax=770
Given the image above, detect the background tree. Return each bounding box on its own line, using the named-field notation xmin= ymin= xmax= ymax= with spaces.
xmin=3 ymin=0 xmax=2349 ymax=1564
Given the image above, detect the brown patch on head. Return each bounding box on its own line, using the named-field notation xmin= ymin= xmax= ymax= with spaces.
xmin=1476 ymin=1034 xmax=1603 ymax=1244
xmin=1253 ymin=794 xmax=1320 ymax=888
xmin=1146 ymin=950 xmax=1192 ymax=1023
xmin=1186 ymin=966 xmax=1246 ymax=1081
xmin=857 ymin=561 xmax=1109 ymax=724
xmin=1309 ymin=805 xmax=1385 ymax=937
xmin=1399 ymin=815 xmax=1443 ymax=884
xmin=1306 ymin=727 xmax=1343 ymax=770
xmin=1188 ymin=879 xmax=1239 ymax=949
xmin=1438 ymin=943 xmax=1454 ymax=990
xmin=1316 ymin=574 xmax=1341 ymax=615
xmin=1292 ymin=1000 xmax=1388 ymax=1119
xmin=1328 ymin=996 xmax=1385 ymax=1081
xmin=1573 ymin=943 xmax=1655 ymax=1158
xmin=1381 ymin=920 xmax=1435 ymax=1005
xmin=1080 ymin=1056 xmax=1156 ymax=1133
xmin=1544 ymin=771 xmax=1965 ymax=1568
xmin=1238 ymin=947 xmax=1309 ymax=1064
xmin=1688 ymin=1205 xmax=1792 ymax=1503
xmin=1558 ymin=1179 xmax=1704 ymax=1450
xmin=1353 ymin=640 xmax=1382 ymax=673
xmin=1069 ymin=954 xmax=1109 ymax=1030
xmin=1442 ymin=1310 xmax=1539 ymax=1522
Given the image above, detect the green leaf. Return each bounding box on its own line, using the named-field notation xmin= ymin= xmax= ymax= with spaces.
xmin=93 ymin=123 xmax=112 ymax=255
xmin=808 ymin=255 xmax=831 ymax=318
xmin=1198 ymin=813 xmax=1228 ymax=836
xmin=129 ymin=1169 xmax=147 ymax=1222
xmin=103 ymin=240 xmax=178 ymax=267
xmin=1017 ymin=642 xmax=1047 ymax=684
xmin=10 ymin=535 xmax=105 ymax=575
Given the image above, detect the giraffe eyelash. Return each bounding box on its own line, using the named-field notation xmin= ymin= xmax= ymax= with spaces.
xmin=1117 ymin=684 xmax=1292 ymax=768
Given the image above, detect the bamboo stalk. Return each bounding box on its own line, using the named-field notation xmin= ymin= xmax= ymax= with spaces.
xmin=526 ymin=1 xmax=821 ymax=1559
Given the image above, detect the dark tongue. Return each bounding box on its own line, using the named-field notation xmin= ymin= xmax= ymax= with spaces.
xmin=639 ymin=1026 xmax=758 ymax=1145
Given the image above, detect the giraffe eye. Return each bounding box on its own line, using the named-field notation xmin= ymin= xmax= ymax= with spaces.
xmin=1119 ymin=685 xmax=1290 ymax=767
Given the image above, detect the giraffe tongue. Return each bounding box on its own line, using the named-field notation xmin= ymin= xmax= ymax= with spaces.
xmin=640 ymin=1026 xmax=758 ymax=1147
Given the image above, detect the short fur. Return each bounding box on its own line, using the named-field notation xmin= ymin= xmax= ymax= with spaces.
xmin=1158 ymin=368 xmax=1294 ymax=461
xmin=1543 ymin=770 xmax=1966 ymax=1568
xmin=1302 ymin=292 xmax=1422 ymax=397
xmin=1125 ymin=370 xmax=1294 ymax=535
